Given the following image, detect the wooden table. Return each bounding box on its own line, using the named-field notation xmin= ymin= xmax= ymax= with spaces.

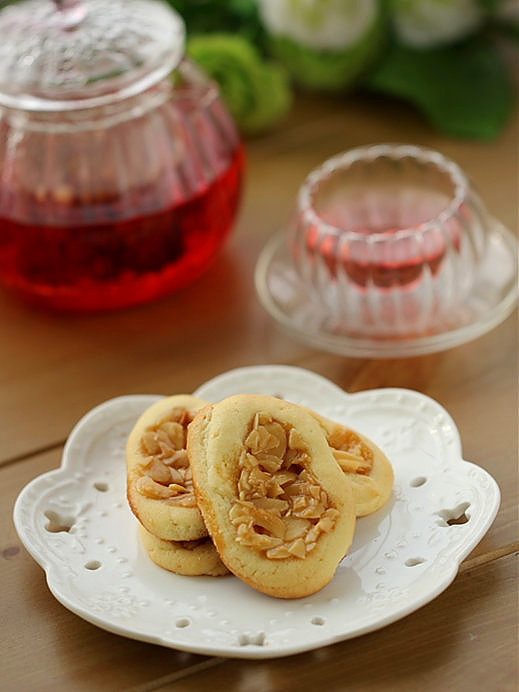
xmin=2 ymin=93 xmax=517 ymax=691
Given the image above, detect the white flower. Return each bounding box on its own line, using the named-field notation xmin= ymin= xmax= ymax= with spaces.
xmin=256 ymin=0 xmax=380 ymax=50
xmin=496 ymin=0 xmax=519 ymax=23
xmin=391 ymin=0 xmax=484 ymax=47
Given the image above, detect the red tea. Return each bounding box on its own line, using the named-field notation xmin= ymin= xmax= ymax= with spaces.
xmin=0 ymin=144 xmax=244 ymax=311
xmin=303 ymin=187 xmax=462 ymax=290
xmin=305 ymin=224 xmax=453 ymax=288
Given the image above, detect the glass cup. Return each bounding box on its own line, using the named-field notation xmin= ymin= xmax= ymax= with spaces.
xmin=288 ymin=144 xmax=489 ymax=337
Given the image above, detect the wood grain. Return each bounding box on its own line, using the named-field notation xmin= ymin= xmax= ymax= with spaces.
xmin=0 ymin=96 xmax=516 ymax=462
xmin=1 ymin=451 xmax=207 ymax=692
xmin=1 ymin=92 xmax=517 ymax=691
xmin=152 ymin=553 xmax=518 ymax=692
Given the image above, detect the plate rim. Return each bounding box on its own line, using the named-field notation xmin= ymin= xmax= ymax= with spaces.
xmin=13 ymin=367 xmax=501 ymax=659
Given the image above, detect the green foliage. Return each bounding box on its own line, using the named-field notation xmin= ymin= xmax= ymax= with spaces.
xmin=266 ymin=11 xmax=385 ymax=92
xmin=187 ymin=34 xmax=292 ymax=135
xmin=163 ymin=0 xmax=516 ymax=139
xmin=165 ymin=0 xmax=265 ymax=45
xmin=365 ymin=36 xmax=515 ymax=139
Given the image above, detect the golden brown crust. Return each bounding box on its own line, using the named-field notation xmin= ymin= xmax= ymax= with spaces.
xmin=307 ymin=410 xmax=394 ymax=517
xmin=187 ymin=394 xmax=356 ymax=599
xmin=126 ymin=395 xmax=209 ymax=541
xmin=139 ymin=525 xmax=229 ymax=577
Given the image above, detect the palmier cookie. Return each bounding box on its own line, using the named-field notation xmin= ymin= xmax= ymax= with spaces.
xmin=139 ymin=526 xmax=229 ymax=577
xmin=187 ymin=394 xmax=356 ymax=599
xmin=127 ymin=394 xmax=209 ymax=541
xmin=309 ymin=410 xmax=394 ymax=517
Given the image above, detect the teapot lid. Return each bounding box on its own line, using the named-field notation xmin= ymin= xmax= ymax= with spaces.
xmin=0 ymin=0 xmax=185 ymax=111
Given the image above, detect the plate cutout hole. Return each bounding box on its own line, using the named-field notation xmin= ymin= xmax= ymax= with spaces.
xmin=437 ymin=502 xmax=471 ymax=526
xmin=238 ymin=632 xmax=266 ymax=647
xmin=405 ymin=557 xmax=425 ymax=567
xmin=94 ymin=482 xmax=109 ymax=492
xmin=410 ymin=476 xmax=427 ymax=487
xmin=85 ymin=560 xmax=101 ymax=570
xmin=44 ymin=510 xmax=75 ymax=533
xmin=311 ymin=617 xmax=325 ymax=626
xmin=175 ymin=618 xmax=191 ymax=629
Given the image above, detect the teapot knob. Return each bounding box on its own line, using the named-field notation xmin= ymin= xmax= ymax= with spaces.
xmin=52 ymin=0 xmax=86 ymax=30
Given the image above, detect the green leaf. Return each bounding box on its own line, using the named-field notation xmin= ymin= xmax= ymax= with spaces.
xmin=365 ymin=36 xmax=515 ymax=139
xmin=164 ymin=0 xmax=265 ymax=45
xmin=187 ymin=34 xmax=292 ymax=135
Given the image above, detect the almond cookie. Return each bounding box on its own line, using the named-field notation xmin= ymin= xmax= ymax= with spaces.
xmin=139 ymin=525 xmax=229 ymax=577
xmin=127 ymin=394 xmax=209 ymax=541
xmin=309 ymin=410 xmax=394 ymax=517
xmin=187 ymin=394 xmax=356 ymax=599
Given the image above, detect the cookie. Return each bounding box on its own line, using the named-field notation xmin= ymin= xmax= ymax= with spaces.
xmin=139 ymin=525 xmax=229 ymax=577
xmin=126 ymin=394 xmax=209 ymax=541
xmin=187 ymin=394 xmax=356 ymax=599
xmin=309 ymin=410 xmax=394 ymax=517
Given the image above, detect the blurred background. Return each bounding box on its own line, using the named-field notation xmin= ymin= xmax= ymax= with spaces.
xmin=170 ymin=0 xmax=518 ymax=140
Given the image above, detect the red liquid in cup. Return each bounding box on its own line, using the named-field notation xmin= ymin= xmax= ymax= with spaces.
xmin=0 ymin=144 xmax=244 ymax=311
xmin=303 ymin=188 xmax=462 ymax=290
xmin=306 ymin=224 xmax=453 ymax=289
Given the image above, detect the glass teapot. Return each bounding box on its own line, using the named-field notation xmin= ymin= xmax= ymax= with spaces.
xmin=0 ymin=0 xmax=245 ymax=311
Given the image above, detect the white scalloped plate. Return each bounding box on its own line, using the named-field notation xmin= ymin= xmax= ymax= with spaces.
xmin=14 ymin=366 xmax=500 ymax=659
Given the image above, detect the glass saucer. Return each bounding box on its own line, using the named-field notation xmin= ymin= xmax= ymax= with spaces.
xmin=255 ymin=218 xmax=517 ymax=358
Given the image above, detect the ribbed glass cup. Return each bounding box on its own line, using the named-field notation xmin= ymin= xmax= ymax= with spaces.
xmin=289 ymin=144 xmax=489 ymax=336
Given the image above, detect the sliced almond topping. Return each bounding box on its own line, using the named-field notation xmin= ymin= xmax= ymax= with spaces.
xmin=281 ymin=480 xmax=308 ymax=497
xmin=261 ymin=421 xmax=287 ymax=456
xmin=273 ymin=470 xmax=298 ymax=486
xmin=167 ymin=492 xmax=197 ymax=507
xmin=238 ymin=450 xmax=249 ymax=468
xmin=288 ymin=428 xmax=305 ymax=450
xmin=281 ymin=448 xmax=303 ymax=468
xmin=236 ymin=524 xmax=283 ymax=550
xmin=266 ymin=480 xmax=285 ymax=499
xmin=141 ymin=431 xmax=162 ymax=456
xmin=316 ymin=516 xmax=336 ymax=533
xmin=229 ymin=413 xmax=339 ymax=560
xmin=284 ymin=518 xmax=311 ymax=541
xmin=136 ymin=475 xmax=177 ymax=500
xmin=158 ymin=440 xmax=175 ymax=458
xmin=244 ymin=428 xmax=261 ymax=451
xmin=291 ymin=496 xmax=309 ymax=513
xmin=295 ymin=503 xmax=325 ymax=520
xmin=166 ymin=449 xmax=190 ymax=468
xmin=160 ymin=421 xmax=185 ymax=450
xmin=168 ymin=483 xmax=190 ymax=495
xmin=254 ymin=412 xmax=272 ymax=427
xmin=229 ymin=501 xmax=252 ymax=525
xmin=305 ymin=525 xmax=321 ymax=545
xmin=168 ymin=467 xmax=185 ymax=485
xmin=248 ymin=465 xmax=270 ymax=487
xmin=136 ymin=406 xmax=196 ymax=501
xmin=265 ymin=544 xmax=291 ymax=559
xmin=251 ymin=497 xmax=289 ymax=514
xmin=329 ymin=430 xmax=374 ymax=475
xmin=183 ymin=466 xmax=192 ymax=481
xmin=309 ymin=484 xmax=321 ymax=500
xmin=256 ymin=453 xmax=283 ymax=474
xmin=249 ymin=506 xmax=286 ymax=539
xmin=287 ymin=537 xmax=306 ymax=559
xmin=333 ymin=448 xmax=370 ymax=474
xmin=244 ymin=452 xmax=260 ymax=467
xmin=146 ymin=458 xmax=173 ymax=484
